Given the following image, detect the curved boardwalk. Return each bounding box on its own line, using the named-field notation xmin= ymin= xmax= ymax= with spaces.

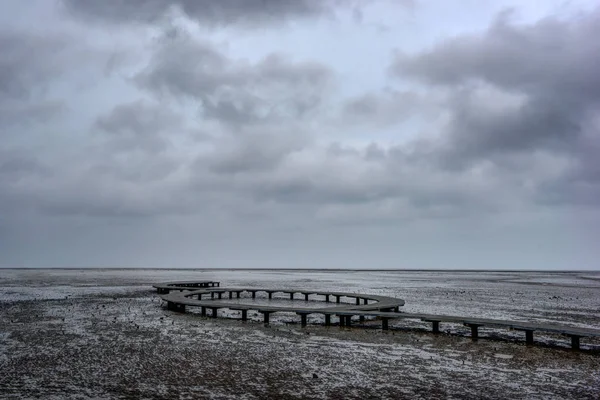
xmin=154 ymin=281 xmax=600 ymax=350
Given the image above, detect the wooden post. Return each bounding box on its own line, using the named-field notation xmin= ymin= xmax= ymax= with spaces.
xmin=211 ymin=292 xmax=214 ymax=299
xmin=211 ymin=308 xmax=217 ymax=318
xmin=359 ymin=315 xmax=365 ymax=323
xmin=338 ymin=315 xmax=345 ymax=327
xmin=218 ymin=292 xmax=222 ymax=299
xmin=335 ymin=296 xmax=341 ymax=304
xmin=325 ymin=294 xmax=330 ymax=302
xmin=263 ymin=312 xmax=270 ymax=325
xmin=290 ymin=292 xmax=294 ymax=300
xmin=201 ymin=307 xmax=206 ymax=317
xmin=525 ymin=330 xmax=534 ymax=345
xmin=305 ymin=293 xmax=309 ymax=301
xmin=571 ymin=335 xmax=580 ymax=350
xmin=324 ymin=314 xmax=331 ymax=326
xmin=241 ymin=310 xmax=247 ymax=321
xmin=229 ymin=291 xmax=233 ymax=299
xmin=467 ymin=324 xmax=479 ymax=339
xmin=432 ymin=321 xmax=440 ymax=334
xmin=252 ymin=291 xmax=256 ymax=299
xmin=356 ymin=298 xmax=360 ymax=305
xmin=363 ymin=298 xmax=368 ymax=305
xmin=300 ymin=314 xmax=307 ymax=327
xmin=382 ymin=318 xmax=389 ymax=330
xmin=236 ymin=291 xmax=240 ymax=298
xmin=268 ymin=292 xmax=273 ymax=299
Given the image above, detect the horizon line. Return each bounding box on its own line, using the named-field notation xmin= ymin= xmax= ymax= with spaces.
xmin=0 ymin=267 xmax=598 ymax=273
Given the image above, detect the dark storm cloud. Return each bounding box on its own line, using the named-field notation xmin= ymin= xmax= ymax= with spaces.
xmin=0 ymin=30 xmax=67 ymax=126
xmin=0 ymin=30 xmax=65 ymax=98
xmin=94 ymin=100 xmax=183 ymax=153
xmin=62 ymin=0 xmax=325 ymax=26
xmin=206 ymin=128 xmax=307 ymax=174
xmin=391 ymin=10 xmax=600 ymax=168
xmin=135 ymin=32 xmax=333 ymax=124
xmin=61 ymin=0 xmax=405 ymax=28
xmin=443 ymin=94 xmax=580 ymax=164
xmin=341 ymin=89 xmax=425 ymax=127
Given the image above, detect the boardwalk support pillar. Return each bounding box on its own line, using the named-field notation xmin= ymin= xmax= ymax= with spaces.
xmin=305 ymin=293 xmax=309 ymax=301
xmin=432 ymin=321 xmax=440 ymax=334
xmin=211 ymin=308 xmax=218 ymax=318
xmin=525 ymin=330 xmax=534 ymax=345
xmin=466 ymin=324 xmax=479 ymax=340
xmin=201 ymin=307 xmax=206 ymax=317
xmin=263 ymin=312 xmax=271 ymax=325
xmin=325 ymin=295 xmax=330 ymax=302
xmin=268 ymin=292 xmax=273 ymax=299
xmin=241 ymin=310 xmax=247 ymax=321
xmin=382 ymin=318 xmax=389 ymax=331
xmin=324 ymin=314 xmax=331 ymax=326
xmin=300 ymin=314 xmax=308 ymax=327
xmin=252 ymin=291 xmax=256 ymax=299
xmin=570 ymin=335 xmax=580 ymax=350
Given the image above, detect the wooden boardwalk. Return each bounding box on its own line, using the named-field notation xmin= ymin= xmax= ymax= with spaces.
xmin=155 ymin=282 xmax=600 ymax=350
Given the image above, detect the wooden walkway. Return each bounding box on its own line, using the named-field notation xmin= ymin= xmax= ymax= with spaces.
xmin=153 ymin=281 xmax=220 ymax=294
xmin=155 ymin=282 xmax=600 ymax=350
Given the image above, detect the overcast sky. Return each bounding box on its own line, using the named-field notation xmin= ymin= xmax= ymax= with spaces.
xmin=1 ymin=0 xmax=599 ymax=269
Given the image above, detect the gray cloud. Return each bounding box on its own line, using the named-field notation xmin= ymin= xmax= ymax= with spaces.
xmin=391 ymin=10 xmax=600 ymax=170
xmin=2 ymin=1 xmax=599 ymax=268
xmin=94 ymin=100 xmax=183 ymax=153
xmin=205 ymin=127 xmax=308 ymax=175
xmin=0 ymin=30 xmax=67 ymax=127
xmin=135 ymin=32 xmax=334 ymax=125
xmin=392 ymin=10 xmax=600 ymax=96
xmin=61 ymin=0 xmax=407 ymax=28
xmin=62 ymin=0 xmax=327 ymax=26
xmin=340 ymin=89 xmax=425 ymax=128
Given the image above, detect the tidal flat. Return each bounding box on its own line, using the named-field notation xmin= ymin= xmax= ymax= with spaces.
xmin=1 ymin=269 xmax=599 ymax=399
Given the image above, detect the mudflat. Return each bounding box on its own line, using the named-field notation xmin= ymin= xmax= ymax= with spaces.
xmin=1 ymin=269 xmax=599 ymax=399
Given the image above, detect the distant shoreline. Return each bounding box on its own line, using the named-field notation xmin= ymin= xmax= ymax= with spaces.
xmin=0 ymin=267 xmax=598 ymax=272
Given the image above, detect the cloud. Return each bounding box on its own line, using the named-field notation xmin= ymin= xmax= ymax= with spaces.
xmin=94 ymin=100 xmax=183 ymax=154
xmin=0 ymin=29 xmax=68 ymax=127
xmin=391 ymin=10 xmax=600 ymax=168
xmin=62 ymin=0 xmax=326 ymax=26
xmin=340 ymin=89 xmax=425 ymax=128
xmin=135 ymin=32 xmax=334 ymax=125
xmin=61 ymin=0 xmax=411 ymax=28
xmin=2 ymin=2 xmax=599 ymax=268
